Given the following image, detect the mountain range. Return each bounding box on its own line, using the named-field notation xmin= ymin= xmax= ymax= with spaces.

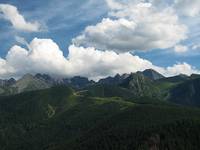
xmin=1 ymin=69 xmax=199 ymax=107
xmin=0 ymin=69 xmax=166 ymax=93
xmin=1 ymin=69 xmax=200 ymax=150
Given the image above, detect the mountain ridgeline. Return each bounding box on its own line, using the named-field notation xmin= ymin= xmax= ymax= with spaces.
xmin=1 ymin=69 xmax=200 ymax=106
xmin=1 ymin=69 xmax=200 ymax=150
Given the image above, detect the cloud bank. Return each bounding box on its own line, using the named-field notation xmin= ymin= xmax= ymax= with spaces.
xmin=73 ymin=1 xmax=187 ymax=53
xmin=0 ymin=4 xmax=41 ymax=32
xmin=0 ymin=1 xmax=199 ymax=80
xmin=174 ymin=0 xmax=200 ymax=17
xmin=0 ymin=38 xmax=199 ymax=80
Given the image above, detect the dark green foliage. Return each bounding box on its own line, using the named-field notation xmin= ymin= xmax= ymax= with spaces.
xmin=83 ymin=84 xmax=136 ymax=100
xmin=158 ymin=74 xmax=190 ymax=83
xmin=0 ymin=85 xmax=200 ymax=150
xmin=169 ymin=78 xmax=200 ymax=106
xmin=1 ymin=70 xmax=200 ymax=150
xmin=51 ymin=105 xmax=200 ymax=150
xmin=0 ymin=86 xmax=135 ymax=150
xmin=120 ymin=73 xmax=161 ymax=98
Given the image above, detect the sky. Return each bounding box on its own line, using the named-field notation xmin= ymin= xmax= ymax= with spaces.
xmin=0 ymin=0 xmax=200 ymax=80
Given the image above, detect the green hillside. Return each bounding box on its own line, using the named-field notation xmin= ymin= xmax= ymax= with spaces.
xmin=169 ymin=77 xmax=200 ymax=106
xmin=0 ymin=85 xmax=200 ymax=150
xmin=61 ymin=105 xmax=200 ymax=150
xmin=0 ymin=86 xmax=134 ymax=150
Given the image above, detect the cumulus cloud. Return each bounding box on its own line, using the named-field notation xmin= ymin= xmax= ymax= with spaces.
xmin=15 ymin=36 xmax=31 ymax=49
xmin=0 ymin=1 xmax=197 ymax=80
xmin=0 ymin=4 xmax=41 ymax=32
xmin=0 ymin=38 xmax=156 ymax=80
xmin=174 ymin=0 xmax=200 ymax=17
xmin=192 ymin=44 xmax=200 ymax=50
xmin=105 ymin=0 xmax=158 ymax=10
xmin=174 ymin=44 xmax=188 ymax=53
xmin=5 ymin=38 xmax=69 ymax=78
xmin=0 ymin=38 xmax=198 ymax=80
xmin=106 ymin=0 xmax=124 ymax=10
xmin=164 ymin=63 xmax=200 ymax=76
xmin=67 ymin=45 xmax=158 ymax=80
xmin=73 ymin=1 xmax=187 ymax=53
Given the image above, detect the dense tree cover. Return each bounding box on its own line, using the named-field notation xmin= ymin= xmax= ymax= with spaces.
xmin=66 ymin=119 xmax=200 ymax=150
xmin=169 ymin=78 xmax=200 ymax=106
xmin=0 ymin=86 xmax=200 ymax=150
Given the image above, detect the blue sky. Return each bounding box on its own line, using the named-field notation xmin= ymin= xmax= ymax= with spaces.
xmin=0 ymin=0 xmax=108 ymax=55
xmin=0 ymin=0 xmax=200 ymax=80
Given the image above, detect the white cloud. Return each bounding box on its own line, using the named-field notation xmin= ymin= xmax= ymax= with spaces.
xmin=174 ymin=44 xmax=188 ymax=53
xmin=192 ymin=44 xmax=200 ymax=50
xmin=174 ymin=0 xmax=200 ymax=17
xmin=0 ymin=1 xmax=198 ymax=80
xmin=105 ymin=0 xmax=124 ymax=10
xmin=73 ymin=1 xmax=187 ymax=53
xmin=0 ymin=38 xmax=198 ymax=80
xmin=67 ymin=44 xmax=157 ymax=80
xmin=0 ymin=4 xmax=41 ymax=32
xmin=0 ymin=38 xmax=156 ymax=80
xmin=15 ymin=36 xmax=30 ymax=49
xmin=164 ymin=63 xmax=200 ymax=76
xmin=5 ymin=38 xmax=69 ymax=77
xmin=105 ymin=0 xmax=156 ymax=10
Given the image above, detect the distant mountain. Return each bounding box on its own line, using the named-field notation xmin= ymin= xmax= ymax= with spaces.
xmin=159 ymin=74 xmax=190 ymax=83
xmin=0 ymin=69 xmax=166 ymax=96
xmin=11 ymin=74 xmax=51 ymax=94
xmin=0 ymin=78 xmax=16 ymax=95
xmin=142 ymin=69 xmax=165 ymax=80
xmin=169 ymin=77 xmax=200 ymax=106
xmin=1 ymin=70 xmax=200 ymax=149
xmin=35 ymin=73 xmax=56 ymax=85
xmin=98 ymin=69 xmax=164 ymax=85
xmin=190 ymin=74 xmax=200 ymax=79
xmin=35 ymin=74 xmax=94 ymax=89
xmin=85 ymin=71 xmax=163 ymax=100
xmin=0 ymin=78 xmax=16 ymax=86
xmin=69 ymin=76 xmax=95 ymax=89
xmin=120 ymin=72 xmax=161 ymax=98
xmin=98 ymin=73 xmax=129 ymax=85
xmin=0 ymin=74 xmax=95 ymax=95
xmin=0 ymin=69 xmax=200 ymax=103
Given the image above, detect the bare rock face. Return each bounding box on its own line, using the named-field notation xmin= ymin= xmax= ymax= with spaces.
xmin=142 ymin=69 xmax=165 ymax=80
xmin=98 ymin=73 xmax=129 ymax=85
xmin=120 ymin=72 xmax=160 ymax=97
xmin=11 ymin=74 xmax=51 ymax=94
